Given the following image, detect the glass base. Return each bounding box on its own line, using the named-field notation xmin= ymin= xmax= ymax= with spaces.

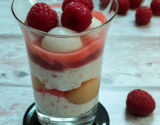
xmin=36 ymin=104 xmax=98 ymax=125
xmin=23 ymin=102 xmax=109 ymax=125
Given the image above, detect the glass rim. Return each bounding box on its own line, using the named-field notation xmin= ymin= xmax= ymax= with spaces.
xmin=11 ymin=0 xmax=118 ymax=38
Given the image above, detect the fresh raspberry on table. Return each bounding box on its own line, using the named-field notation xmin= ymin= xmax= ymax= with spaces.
xmin=126 ymin=89 xmax=156 ymax=116
xmin=117 ymin=0 xmax=130 ymax=14
xmin=99 ymin=0 xmax=110 ymax=10
xmin=110 ymin=0 xmax=117 ymax=12
xmin=26 ymin=3 xmax=58 ymax=32
xmin=135 ymin=6 xmax=153 ymax=25
xmin=129 ymin=0 xmax=142 ymax=9
xmin=99 ymin=0 xmax=117 ymax=12
xmin=61 ymin=2 xmax=92 ymax=32
xmin=150 ymin=0 xmax=160 ymax=16
xmin=62 ymin=0 xmax=94 ymax=11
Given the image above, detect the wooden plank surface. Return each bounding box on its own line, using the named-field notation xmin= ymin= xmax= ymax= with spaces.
xmin=0 ymin=86 xmax=33 ymax=125
xmin=1 ymin=86 xmax=160 ymax=125
xmin=1 ymin=0 xmax=160 ymax=124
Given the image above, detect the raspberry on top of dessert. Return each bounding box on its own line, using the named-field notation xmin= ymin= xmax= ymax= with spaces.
xmin=25 ymin=1 xmax=107 ymax=69
xmin=27 ymin=3 xmax=59 ymax=32
xmin=62 ymin=0 xmax=94 ymax=12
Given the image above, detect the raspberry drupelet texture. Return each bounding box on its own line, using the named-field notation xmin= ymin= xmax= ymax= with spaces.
xmin=62 ymin=0 xmax=94 ymax=11
xmin=126 ymin=89 xmax=156 ymax=116
xmin=117 ymin=0 xmax=130 ymax=14
xmin=129 ymin=0 xmax=142 ymax=9
xmin=135 ymin=6 xmax=153 ymax=25
xmin=27 ymin=3 xmax=59 ymax=32
xmin=99 ymin=0 xmax=110 ymax=10
xmin=61 ymin=2 xmax=92 ymax=32
xmin=150 ymin=0 xmax=160 ymax=16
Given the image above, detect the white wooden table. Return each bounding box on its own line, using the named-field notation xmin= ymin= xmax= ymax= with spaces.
xmin=0 ymin=0 xmax=160 ymax=125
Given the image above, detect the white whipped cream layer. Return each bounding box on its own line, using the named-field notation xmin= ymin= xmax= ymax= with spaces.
xmin=41 ymin=27 xmax=82 ymax=53
xmin=53 ymin=7 xmax=62 ymax=15
xmin=29 ymin=55 xmax=103 ymax=91
xmin=90 ymin=17 xmax=102 ymax=30
xmin=89 ymin=17 xmax=102 ymax=38
xmin=52 ymin=7 xmax=62 ymax=26
xmin=34 ymin=89 xmax=98 ymax=117
xmin=83 ymin=17 xmax=102 ymax=40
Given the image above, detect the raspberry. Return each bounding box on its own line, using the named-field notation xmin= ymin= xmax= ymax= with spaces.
xmin=150 ymin=0 xmax=160 ymax=16
xmin=129 ymin=0 xmax=142 ymax=9
xmin=62 ymin=0 xmax=94 ymax=11
xmin=99 ymin=0 xmax=110 ymax=10
xmin=135 ymin=6 xmax=153 ymax=25
xmin=27 ymin=3 xmax=58 ymax=32
xmin=117 ymin=0 xmax=130 ymax=14
xmin=61 ymin=2 xmax=92 ymax=32
xmin=110 ymin=0 xmax=117 ymax=12
xmin=126 ymin=89 xmax=156 ymax=116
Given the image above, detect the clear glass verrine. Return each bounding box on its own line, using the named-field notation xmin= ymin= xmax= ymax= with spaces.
xmin=11 ymin=0 xmax=118 ymax=124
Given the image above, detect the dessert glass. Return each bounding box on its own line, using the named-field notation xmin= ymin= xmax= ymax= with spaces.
xmin=11 ymin=0 xmax=118 ymax=124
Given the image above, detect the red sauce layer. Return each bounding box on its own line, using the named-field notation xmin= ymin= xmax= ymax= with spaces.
xmin=37 ymin=89 xmax=66 ymax=98
xmin=26 ymin=33 xmax=105 ymax=67
xmin=27 ymin=45 xmax=103 ymax=71
xmin=23 ymin=5 xmax=108 ymax=71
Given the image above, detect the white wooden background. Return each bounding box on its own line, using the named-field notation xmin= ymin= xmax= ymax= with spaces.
xmin=0 ymin=0 xmax=160 ymax=125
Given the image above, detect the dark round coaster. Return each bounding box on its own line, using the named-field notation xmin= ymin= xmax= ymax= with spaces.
xmin=23 ymin=102 xmax=109 ymax=125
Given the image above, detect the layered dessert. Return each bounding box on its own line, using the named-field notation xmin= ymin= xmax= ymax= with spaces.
xmin=23 ymin=0 xmax=108 ymax=117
